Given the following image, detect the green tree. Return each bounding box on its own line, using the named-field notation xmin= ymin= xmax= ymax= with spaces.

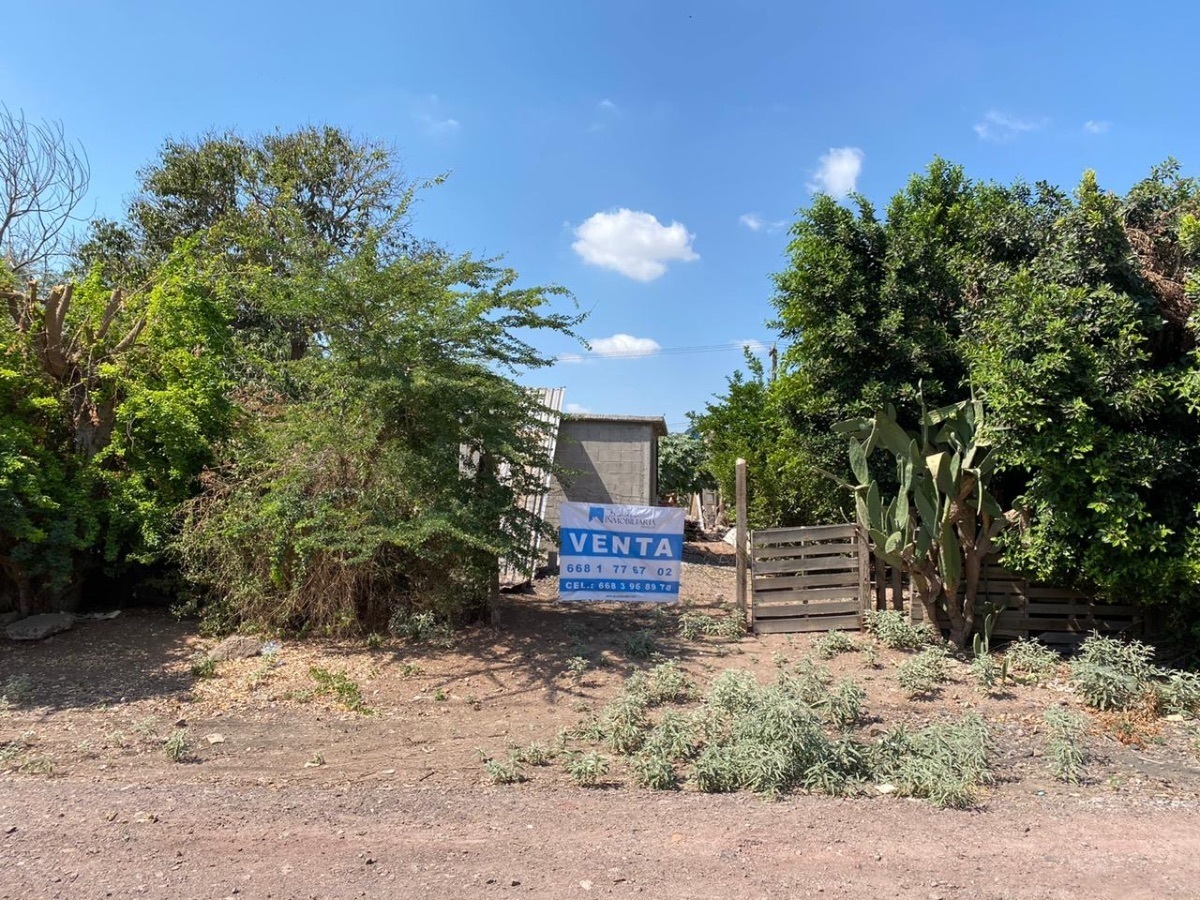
xmin=704 ymin=157 xmax=1200 ymax=635
xmin=967 ymin=168 xmax=1200 ymax=625
xmin=691 ymin=352 xmax=842 ymax=529
xmin=178 ymin=228 xmax=581 ymax=634
xmin=657 ymin=432 xmax=714 ymax=503
xmin=0 ymin=252 xmax=233 ymax=613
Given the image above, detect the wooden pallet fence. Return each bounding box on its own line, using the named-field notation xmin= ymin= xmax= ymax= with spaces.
xmin=905 ymin=556 xmax=1140 ymax=647
xmin=750 ymin=523 xmax=867 ymax=634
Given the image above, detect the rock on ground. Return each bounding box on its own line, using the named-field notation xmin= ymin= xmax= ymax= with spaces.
xmin=208 ymin=635 xmax=264 ymax=661
xmin=5 ymin=613 xmax=74 ymax=642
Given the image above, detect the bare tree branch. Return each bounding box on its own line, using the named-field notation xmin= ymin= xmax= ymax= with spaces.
xmin=0 ymin=105 xmax=90 ymax=275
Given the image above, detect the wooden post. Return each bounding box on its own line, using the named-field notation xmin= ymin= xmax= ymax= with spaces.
xmin=857 ymin=527 xmax=871 ymax=624
xmin=878 ymin=549 xmax=888 ymax=614
xmin=890 ymin=566 xmax=903 ymax=612
xmin=735 ymin=458 xmax=748 ymax=624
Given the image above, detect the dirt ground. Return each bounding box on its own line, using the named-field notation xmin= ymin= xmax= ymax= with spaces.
xmin=2 ymin=542 xmax=1199 ymax=899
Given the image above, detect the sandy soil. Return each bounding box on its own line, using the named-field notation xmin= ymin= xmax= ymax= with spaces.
xmin=2 ymin=542 xmax=1199 ymax=899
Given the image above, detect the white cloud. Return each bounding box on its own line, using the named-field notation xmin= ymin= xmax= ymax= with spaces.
xmin=571 ymin=209 xmax=699 ymax=281
xmin=413 ymin=94 xmax=461 ymax=135
xmin=421 ymin=116 xmax=460 ymax=134
xmin=740 ymin=339 xmax=770 ymax=354
xmin=589 ymin=334 xmax=661 ymax=357
xmin=598 ymin=98 xmax=619 ymax=113
xmin=557 ymin=333 xmax=662 ymax=364
xmin=1083 ymin=119 xmax=1111 ymax=135
xmin=973 ymin=110 xmax=1043 ymax=141
xmin=739 ymin=212 xmax=787 ymax=234
xmin=565 ymin=402 xmax=591 ymax=414
xmin=808 ymin=147 xmax=864 ymax=197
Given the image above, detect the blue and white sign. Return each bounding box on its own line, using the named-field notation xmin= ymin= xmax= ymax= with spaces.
xmin=558 ymin=502 xmax=685 ymax=602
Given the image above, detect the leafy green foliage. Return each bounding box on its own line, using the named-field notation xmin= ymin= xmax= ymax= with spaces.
xmin=970 ymin=654 xmax=1006 ymax=693
xmin=564 ymin=750 xmax=609 ymax=787
xmin=1157 ymin=671 xmax=1200 ymax=716
xmin=813 ymin=630 xmax=859 ymax=659
xmin=620 ymin=629 xmax=659 ymax=660
xmin=1 ymin=256 xmax=234 ymax=613
xmin=512 ymin=743 xmax=555 ymax=767
xmin=897 ymin=647 xmax=950 ymax=698
xmin=1043 ymin=708 xmax=1089 ymax=784
xmin=873 ymin=714 xmax=992 ymax=808
xmin=1069 ymin=635 xmax=1157 ymax=710
xmin=0 ymin=674 xmax=33 ymax=708
xmin=309 ymin=667 xmax=371 ymax=714
xmin=1004 ymin=639 xmax=1060 ymax=681
xmin=176 ymin=191 xmax=582 ymax=633
xmin=164 ymin=729 xmax=191 ymax=763
xmin=698 ymin=158 xmax=1200 ymax=644
xmin=482 ymin=753 xmax=527 ymax=785
xmin=656 ymin=432 xmax=714 ymax=503
xmin=189 ymin=655 xmax=218 ymax=680
xmin=690 ymin=352 xmax=844 ymax=530
xmin=1068 ymin=634 xmax=1199 ymax=715
xmin=838 ymin=394 xmax=1014 ymax=648
xmin=864 ymin=610 xmax=935 ymax=650
xmin=678 ymin=612 xmax=744 ymax=642
xmin=646 ymin=661 xmax=696 ymax=705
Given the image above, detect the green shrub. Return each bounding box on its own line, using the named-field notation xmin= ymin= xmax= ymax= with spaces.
xmin=874 ymin=714 xmax=992 ymax=808
xmin=864 ymin=610 xmax=936 ymax=650
xmin=1156 ymin=671 xmax=1200 ymax=716
xmin=813 ymin=631 xmax=859 ymax=659
xmin=678 ymin=613 xmax=744 ymax=642
xmin=621 ymin=629 xmax=659 ymax=660
xmin=389 ymin=611 xmax=453 ymax=647
xmin=643 ymin=711 xmax=698 ymax=761
xmin=821 ymin=678 xmax=866 ymax=729
xmin=483 ymin=753 xmax=527 ymax=785
xmin=1004 ymin=639 xmax=1059 ymax=681
xmin=629 ymin=748 xmax=678 ymax=790
xmin=598 ymin=694 xmax=650 ymax=754
xmin=859 ymin=643 xmax=880 ymax=669
xmin=1043 ymin=708 xmax=1089 ymax=784
xmin=692 ymin=744 xmax=744 ymax=793
xmin=705 ymin=670 xmax=760 ymax=714
xmin=190 ymin=656 xmax=218 ymax=679
xmin=164 ymin=730 xmax=191 ymax=763
xmin=970 ymin=653 xmax=1007 ymax=692
xmin=564 ymin=750 xmax=609 ymax=787
xmin=564 ymin=655 xmax=590 ymax=682
xmin=1069 ymin=635 xmax=1156 ymax=711
xmin=647 ymin=661 xmax=696 ymax=705
xmin=897 ymin=647 xmax=949 ymax=698
xmin=512 ymin=743 xmax=554 ymax=766
xmin=309 ymin=667 xmax=372 ymax=714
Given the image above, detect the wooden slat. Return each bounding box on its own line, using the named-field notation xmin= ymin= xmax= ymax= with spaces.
xmin=752 ymin=542 xmax=855 ymax=561
xmin=754 ymin=523 xmax=856 ymax=544
xmin=753 ymin=614 xmax=862 ymax=634
xmin=752 ymin=556 xmax=859 ymax=576
xmin=752 ymin=571 xmax=863 ymax=590
xmin=858 ymin=529 xmax=871 ymax=616
xmin=753 ymin=600 xmax=863 ymax=618
xmin=753 ymin=585 xmax=860 ymax=604
xmin=1023 ymin=602 xmax=1138 ymax=616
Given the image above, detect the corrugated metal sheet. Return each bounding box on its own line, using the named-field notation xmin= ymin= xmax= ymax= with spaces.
xmin=500 ymin=386 xmax=565 ymax=587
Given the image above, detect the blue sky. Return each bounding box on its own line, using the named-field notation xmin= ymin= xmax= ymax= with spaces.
xmin=4 ymin=1 xmax=1199 ymax=429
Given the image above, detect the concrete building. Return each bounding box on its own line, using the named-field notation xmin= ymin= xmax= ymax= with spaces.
xmin=544 ymin=413 xmax=668 ymax=531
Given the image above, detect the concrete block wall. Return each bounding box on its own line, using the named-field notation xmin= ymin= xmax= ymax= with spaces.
xmin=544 ymin=420 xmax=658 ymax=531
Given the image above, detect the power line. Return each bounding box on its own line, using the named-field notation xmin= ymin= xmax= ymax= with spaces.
xmin=556 ymin=340 xmax=787 ymax=362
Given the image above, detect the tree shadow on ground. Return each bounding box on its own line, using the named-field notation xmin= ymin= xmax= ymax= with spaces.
xmin=0 ymin=610 xmax=195 ymax=712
